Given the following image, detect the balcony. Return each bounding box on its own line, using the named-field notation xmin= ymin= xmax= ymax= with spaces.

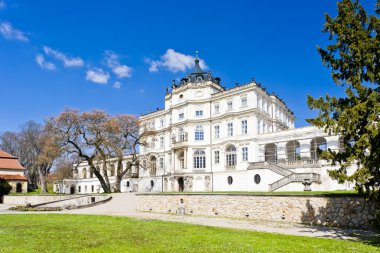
xmin=172 ymin=133 xmax=188 ymax=148
xmin=226 ymin=165 xmax=236 ymax=171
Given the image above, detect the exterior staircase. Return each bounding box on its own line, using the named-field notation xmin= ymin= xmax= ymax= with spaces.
xmin=248 ymin=161 xmax=322 ymax=191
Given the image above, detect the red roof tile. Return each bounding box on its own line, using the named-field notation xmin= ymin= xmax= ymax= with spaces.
xmin=0 ymin=150 xmax=24 ymax=170
xmin=0 ymin=174 xmax=27 ymax=181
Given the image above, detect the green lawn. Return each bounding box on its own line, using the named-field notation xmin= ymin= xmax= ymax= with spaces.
xmin=0 ymin=214 xmax=378 ymax=253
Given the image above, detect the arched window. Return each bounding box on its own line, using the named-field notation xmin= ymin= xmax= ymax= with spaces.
xmin=150 ymin=156 xmax=157 ymax=176
xmin=193 ymin=149 xmax=206 ymax=169
xmin=226 ymin=145 xmax=237 ymax=167
xmin=195 ymin=125 xmax=204 ymax=141
xmin=83 ymin=168 xmax=87 ymax=179
xmin=286 ymin=140 xmax=301 ymax=161
xmin=310 ymin=137 xmax=327 ymax=160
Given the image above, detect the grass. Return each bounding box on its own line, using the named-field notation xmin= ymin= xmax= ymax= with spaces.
xmin=10 ymin=185 xmax=56 ymax=195
xmin=154 ymin=190 xmax=359 ymax=196
xmin=0 ymin=214 xmax=378 ymax=252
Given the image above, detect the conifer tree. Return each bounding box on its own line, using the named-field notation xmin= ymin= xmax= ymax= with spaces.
xmin=307 ymin=0 xmax=380 ymax=199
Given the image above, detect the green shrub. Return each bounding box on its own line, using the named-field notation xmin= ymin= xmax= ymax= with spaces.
xmin=9 ymin=206 xmax=63 ymax=211
xmin=0 ymin=178 xmax=12 ymax=196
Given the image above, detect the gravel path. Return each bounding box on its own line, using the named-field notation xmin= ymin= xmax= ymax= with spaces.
xmin=1 ymin=193 xmax=378 ymax=241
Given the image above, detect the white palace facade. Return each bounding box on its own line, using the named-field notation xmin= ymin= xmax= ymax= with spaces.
xmin=56 ymin=57 xmax=354 ymax=194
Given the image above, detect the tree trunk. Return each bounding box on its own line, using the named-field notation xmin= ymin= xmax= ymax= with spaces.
xmin=38 ymin=167 xmax=47 ymax=193
xmin=114 ymin=175 xmax=121 ymax=192
xmin=91 ymin=165 xmax=111 ymax=193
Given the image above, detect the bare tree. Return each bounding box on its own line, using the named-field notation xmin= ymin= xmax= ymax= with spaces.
xmin=46 ymin=109 xmax=149 ymax=193
xmin=0 ymin=121 xmax=59 ymax=193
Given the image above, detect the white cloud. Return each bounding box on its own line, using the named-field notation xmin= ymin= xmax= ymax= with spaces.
xmin=43 ymin=46 xmax=84 ymax=67
xmin=113 ymin=81 xmax=121 ymax=89
xmin=0 ymin=0 xmax=6 ymax=10
xmin=35 ymin=54 xmax=56 ymax=70
xmin=139 ymin=88 xmax=145 ymax=94
xmin=146 ymin=49 xmax=207 ymax=73
xmin=104 ymin=50 xmax=132 ymax=78
xmin=85 ymin=68 xmax=109 ymax=84
xmin=0 ymin=22 xmax=28 ymax=41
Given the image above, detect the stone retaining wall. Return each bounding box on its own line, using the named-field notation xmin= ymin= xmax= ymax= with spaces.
xmin=3 ymin=195 xmax=75 ymax=205
xmin=136 ymin=194 xmax=377 ymax=228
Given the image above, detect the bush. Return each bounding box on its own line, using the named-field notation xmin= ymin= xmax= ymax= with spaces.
xmin=0 ymin=178 xmax=12 ymax=196
xmin=9 ymin=206 xmax=63 ymax=211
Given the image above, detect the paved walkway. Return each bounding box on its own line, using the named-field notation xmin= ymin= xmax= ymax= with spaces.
xmin=1 ymin=193 xmax=378 ymax=241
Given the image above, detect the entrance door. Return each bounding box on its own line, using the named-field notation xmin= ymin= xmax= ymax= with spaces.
xmin=16 ymin=183 xmax=22 ymax=193
xmin=178 ymin=177 xmax=184 ymax=192
xmin=70 ymin=185 xmax=75 ymax=194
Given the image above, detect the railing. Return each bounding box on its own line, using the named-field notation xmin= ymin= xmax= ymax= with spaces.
xmin=225 ymin=165 xmax=236 ymax=171
xmin=172 ymin=133 xmax=188 ymax=144
xmin=269 ymin=173 xmax=321 ymax=191
xmin=266 ymin=162 xmax=292 ymax=176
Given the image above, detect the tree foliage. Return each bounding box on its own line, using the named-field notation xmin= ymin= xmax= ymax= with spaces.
xmin=307 ymin=0 xmax=380 ymax=199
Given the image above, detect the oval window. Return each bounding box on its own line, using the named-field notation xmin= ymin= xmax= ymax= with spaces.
xmin=254 ymin=174 xmax=261 ymax=184
xmin=227 ymin=176 xmax=233 ymax=185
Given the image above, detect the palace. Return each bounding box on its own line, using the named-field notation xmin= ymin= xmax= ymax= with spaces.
xmin=55 ymin=56 xmax=354 ymax=194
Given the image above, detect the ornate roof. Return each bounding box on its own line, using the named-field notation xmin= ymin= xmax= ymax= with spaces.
xmin=173 ymin=53 xmax=221 ymax=88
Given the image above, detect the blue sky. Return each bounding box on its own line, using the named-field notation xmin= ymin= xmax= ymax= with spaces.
xmin=0 ymin=0 xmax=377 ymax=132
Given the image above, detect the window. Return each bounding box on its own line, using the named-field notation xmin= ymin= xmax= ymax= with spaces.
xmin=179 ymin=152 xmax=185 ymax=169
xmin=178 ymin=113 xmax=184 ymax=120
xmin=227 ymin=176 xmax=233 ymax=185
xmin=83 ymin=168 xmax=87 ymax=179
xmin=160 ymin=119 xmax=164 ymax=127
xmin=91 ymin=185 xmax=94 ymax=193
xmin=160 ymin=136 xmax=164 ymax=148
xmin=143 ymin=160 xmax=147 ymax=169
xmin=150 ymin=180 xmax=154 ymax=188
xmin=242 ymin=147 xmax=248 ymax=161
xmin=214 ymin=104 xmax=220 ymax=114
xmin=178 ymin=128 xmax=186 ymax=141
xmin=195 ymin=125 xmax=204 ymax=141
xmin=78 ymin=186 xmax=81 ymax=193
xmin=226 ymin=145 xmax=237 ymax=167
xmin=159 ymin=157 xmax=164 ymax=169
xmin=214 ymin=125 xmax=220 ymax=139
xmin=254 ymin=174 xmax=261 ymax=184
xmin=241 ymin=120 xmax=248 ymax=134
xmin=227 ymin=122 xmax=233 ymax=137
xmin=193 ymin=149 xmax=206 ymax=169
xmin=241 ymin=96 xmax=247 ymax=107
xmin=227 ymin=101 xmax=233 ymax=110
xmin=110 ymin=164 xmax=115 ymax=176
xmin=84 ymin=185 xmax=87 ymax=193
xmin=195 ymin=110 xmax=203 ymax=116
xmin=214 ymin=150 xmax=220 ymax=164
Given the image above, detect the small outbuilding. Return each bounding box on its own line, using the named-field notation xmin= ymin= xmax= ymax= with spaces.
xmin=0 ymin=150 xmax=27 ymax=193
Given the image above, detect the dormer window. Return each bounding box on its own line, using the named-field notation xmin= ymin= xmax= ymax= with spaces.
xmin=179 ymin=94 xmax=184 ymax=99
xmin=195 ymin=110 xmax=203 ymax=117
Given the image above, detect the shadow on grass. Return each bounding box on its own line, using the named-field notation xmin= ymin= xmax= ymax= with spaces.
xmin=300 ymin=198 xmax=380 ymax=247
